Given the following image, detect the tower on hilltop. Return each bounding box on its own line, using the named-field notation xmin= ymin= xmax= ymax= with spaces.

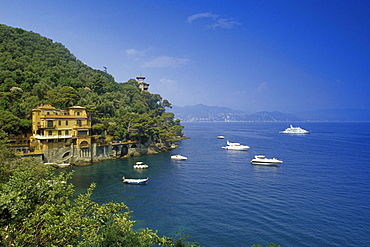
xmin=136 ymin=76 xmax=149 ymax=91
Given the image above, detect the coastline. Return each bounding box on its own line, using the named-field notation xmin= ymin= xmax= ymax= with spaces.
xmin=22 ymin=138 xmax=188 ymax=167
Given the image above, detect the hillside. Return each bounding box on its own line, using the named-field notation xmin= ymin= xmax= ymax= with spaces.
xmin=295 ymin=109 xmax=370 ymax=122
xmin=0 ymin=24 xmax=183 ymax=141
xmin=171 ymin=104 xmax=370 ymax=122
xmin=171 ymin=104 xmax=300 ymax=122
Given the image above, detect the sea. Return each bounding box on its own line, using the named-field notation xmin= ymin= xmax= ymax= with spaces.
xmin=68 ymin=122 xmax=370 ymax=247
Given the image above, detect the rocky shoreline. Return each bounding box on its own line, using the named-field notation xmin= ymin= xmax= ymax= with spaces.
xmin=23 ymin=138 xmax=188 ymax=167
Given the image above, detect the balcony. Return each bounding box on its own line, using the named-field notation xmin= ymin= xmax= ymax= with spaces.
xmin=33 ymin=134 xmax=73 ymax=140
xmin=37 ymin=124 xmax=57 ymax=129
xmin=73 ymin=124 xmax=91 ymax=129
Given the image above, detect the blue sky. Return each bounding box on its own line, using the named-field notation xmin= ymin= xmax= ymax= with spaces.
xmin=1 ymin=0 xmax=370 ymax=113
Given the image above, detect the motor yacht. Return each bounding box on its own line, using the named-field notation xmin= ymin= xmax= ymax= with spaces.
xmin=133 ymin=161 xmax=148 ymax=169
xmin=280 ymin=125 xmax=310 ymax=134
xmin=222 ymin=140 xmax=250 ymax=151
xmin=171 ymin=154 xmax=187 ymax=160
xmin=250 ymin=155 xmax=283 ymax=166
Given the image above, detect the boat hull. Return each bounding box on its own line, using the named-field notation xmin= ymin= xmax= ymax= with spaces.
xmin=222 ymin=141 xmax=250 ymax=151
xmin=250 ymin=155 xmax=283 ymax=166
xmin=171 ymin=155 xmax=187 ymax=160
xmin=122 ymin=177 xmax=149 ymax=184
xmin=280 ymin=131 xmax=310 ymax=134
xmin=133 ymin=165 xmax=148 ymax=169
xmin=222 ymin=146 xmax=250 ymax=151
xmin=280 ymin=125 xmax=310 ymax=134
xmin=251 ymin=161 xmax=282 ymax=166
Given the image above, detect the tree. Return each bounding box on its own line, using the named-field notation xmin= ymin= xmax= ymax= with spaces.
xmin=0 ymin=110 xmax=31 ymax=137
xmin=1 ymin=23 xmax=185 ymax=149
xmin=45 ymin=86 xmax=80 ymax=109
xmin=0 ymin=154 xmax=196 ymax=246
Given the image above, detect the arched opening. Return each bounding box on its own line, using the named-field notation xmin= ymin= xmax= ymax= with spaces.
xmin=62 ymin=152 xmax=70 ymax=158
xmin=112 ymin=146 xmax=119 ymax=157
xmin=80 ymin=141 xmax=89 ymax=147
xmin=121 ymin=146 xmax=128 ymax=156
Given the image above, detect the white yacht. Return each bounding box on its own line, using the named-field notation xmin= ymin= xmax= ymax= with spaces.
xmin=222 ymin=141 xmax=250 ymax=151
xmin=280 ymin=125 xmax=310 ymax=134
xmin=250 ymin=155 xmax=283 ymax=166
xmin=133 ymin=161 xmax=148 ymax=169
xmin=171 ymin=154 xmax=187 ymax=160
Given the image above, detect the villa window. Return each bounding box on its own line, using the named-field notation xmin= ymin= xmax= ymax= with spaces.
xmin=47 ymin=120 xmax=53 ymax=128
xmin=65 ymin=130 xmax=69 ymax=135
xmin=48 ymin=131 xmax=52 ymax=136
xmin=58 ymin=130 xmax=62 ymax=135
xmin=77 ymin=120 xmax=82 ymax=125
xmin=78 ymin=130 xmax=87 ymax=136
xmin=66 ymin=120 xmax=68 ymax=125
xmin=58 ymin=120 xmax=61 ymax=125
xmin=77 ymin=111 xmax=80 ymax=116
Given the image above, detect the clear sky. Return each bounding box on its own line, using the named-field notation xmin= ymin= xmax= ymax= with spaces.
xmin=1 ymin=0 xmax=370 ymax=113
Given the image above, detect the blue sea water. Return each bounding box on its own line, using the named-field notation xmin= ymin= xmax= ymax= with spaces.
xmin=69 ymin=122 xmax=370 ymax=247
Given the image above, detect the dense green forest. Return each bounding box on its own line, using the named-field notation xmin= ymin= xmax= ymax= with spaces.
xmin=0 ymin=24 xmax=191 ymax=246
xmin=0 ymin=24 xmax=183 ymax=143
xmin=0 ymin=24 xmax=281 ymax=246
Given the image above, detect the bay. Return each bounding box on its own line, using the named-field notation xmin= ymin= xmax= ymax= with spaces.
xmin=69 ymin=122 xmax=370 ymax=247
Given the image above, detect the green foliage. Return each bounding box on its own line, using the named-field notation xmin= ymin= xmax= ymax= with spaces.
xmin=0 ymin=142 xmax=198 ymax=246
xmin=0 ymin=165 xmax=168 ymax=246
xmin=45 ymin=86 xmax=80 ymax=109
xmin=0 ymin=110 xmax=31 ymax=137
xmin=0 ymin=24 xmax=183 ymax=143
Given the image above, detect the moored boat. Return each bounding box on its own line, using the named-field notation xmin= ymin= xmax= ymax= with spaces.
xmin=171 ymin=154 xmax=187 ymax=160
xmin=280 ymin=125 xmax=310 ymax=134
xmin=133 ymin=161 xmax=148 ymax=169
xmin=250 ymin=155 xmax=283 ymax=166
xmin=222 ymin=140 xmax=250 ymax=151
xmin=217 ymin=136 xmax=225 ymax=139
xmin=44 ymin=163 xmax=71 ymax=168
xmin=122 ymin=176 xmax=149 ymax=184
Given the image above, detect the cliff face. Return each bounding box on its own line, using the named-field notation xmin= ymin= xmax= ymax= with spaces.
xmin=38 ymin=140 xmax=178 ymax=166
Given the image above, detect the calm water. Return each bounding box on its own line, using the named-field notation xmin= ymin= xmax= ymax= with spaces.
xmin=69 ymin=122 xmax=370 ymax=247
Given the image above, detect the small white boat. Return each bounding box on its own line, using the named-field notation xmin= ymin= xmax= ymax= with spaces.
xmin=222 ymin=140 xmax=250 ymax=151
xmin=133 ymin=161 xmax=148 ymax=169
xmin=122 ymin=176 xmax=148 ymax=184
xmin=171 ymin=154 xmax=187 ymax=160
xmin=280 ymin=125 xmax=310 ymax=134
xmin=44 ymin=163 xmax=71 ymax=168
xmin=217 ymin=136 xmax=225 ymax=139
xmin=250 ymin=155 xmax=283 ymax=166
xmin=55 ymin=163 xmax=71 ymax=168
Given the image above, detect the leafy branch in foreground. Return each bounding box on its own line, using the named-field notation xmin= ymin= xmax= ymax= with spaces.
xmin=0 ymin=151 xmax=194 ymax=246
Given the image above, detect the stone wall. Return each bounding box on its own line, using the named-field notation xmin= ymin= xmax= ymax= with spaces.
xmin=39 ymin=140 xmax=177 ymax=166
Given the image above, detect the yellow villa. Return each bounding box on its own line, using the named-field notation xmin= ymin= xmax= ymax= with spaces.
xmin=30 ymin=104 xmax=91 ymax=151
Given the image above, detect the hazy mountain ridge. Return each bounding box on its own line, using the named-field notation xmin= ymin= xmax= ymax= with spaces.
xmin=295 ymin=109 xmax=370 ymax=122
xmin=171 ymin=104 xmax=370 ymax=122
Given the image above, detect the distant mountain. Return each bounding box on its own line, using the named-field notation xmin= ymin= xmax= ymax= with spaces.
xmin=170 ymin=104 xmax=370 ymax=122
xmin=170 ymin=104 xmax=300 ymax=122
xmin=295 ymin=109 xmax=370 ymax=122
